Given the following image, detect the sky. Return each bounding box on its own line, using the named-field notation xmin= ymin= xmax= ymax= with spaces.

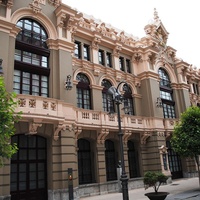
xmin=62 ymin=0 xmax=200 ymax=68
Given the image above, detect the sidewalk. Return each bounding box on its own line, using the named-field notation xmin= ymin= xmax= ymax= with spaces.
xmin=80 ymin=177 xmax=200 ymax=200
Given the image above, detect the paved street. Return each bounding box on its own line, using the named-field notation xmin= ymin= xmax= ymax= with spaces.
xmin=80 ymin=177 xmax=200 ymax=200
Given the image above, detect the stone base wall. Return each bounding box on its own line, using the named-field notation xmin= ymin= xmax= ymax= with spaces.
xmin=183 ymin=171 xmax=198 ymax=178
xmin=48 ymin=178 xmax=144 ymax=200
xmin=0 ymin=195 xmax=11 ymax=200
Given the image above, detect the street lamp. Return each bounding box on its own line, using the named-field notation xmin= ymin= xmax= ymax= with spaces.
xmin=107 ymin=81 xmax=129 ymax=200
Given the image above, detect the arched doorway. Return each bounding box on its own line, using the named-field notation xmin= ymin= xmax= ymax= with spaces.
xmin=127 ymin=140 xmax=140 ymax=178
xmin=105 ymin=140 xmax=117 ymax=181
xmin=11 ymin=134 xmax=47 ymax=200
xmin=166 ymin=141 xmax=183 ymax=179
xmin=78 ymin=138 xmax=94 ymax=184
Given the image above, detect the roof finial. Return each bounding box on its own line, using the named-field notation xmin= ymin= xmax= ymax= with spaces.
xmin=154 ymin=8 xmax=159 ymax=22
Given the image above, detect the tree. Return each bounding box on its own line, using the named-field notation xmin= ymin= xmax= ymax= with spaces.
xmin=171 ymin=106 xmax=200 ymax=185
xmin=0 ymin=74 xmax=21 ymax=166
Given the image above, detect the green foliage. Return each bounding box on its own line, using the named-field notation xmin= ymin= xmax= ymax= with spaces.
xmin=171 ymin=106 xmax=200 ymax=158
xmin=143 ymin=171 xmax=168 ymax=193
xmin=0 ymin=76 xmax=21 ymax=166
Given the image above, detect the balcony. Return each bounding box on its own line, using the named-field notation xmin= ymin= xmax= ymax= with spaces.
xmin=15 ymin=94 xmax=176 ymax=134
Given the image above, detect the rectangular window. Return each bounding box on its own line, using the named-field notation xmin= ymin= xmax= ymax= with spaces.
xmin=106 ymin=52 xmax=112 ymax=67
xmin=13 ymin=70 xmax=48 ymax=97
xmin=98 ymin=49 xmax=105 ymax=65
xmin=126 ymin=59 xmax=131 ymax=73
xmin=163 ymin=103 xmax=176 ymax=118
xmin=15 ymin=50 xmax=48 ymax=68
xmin=83 ymin=44 xmax=90 ymax=61
xmin=119 ymin=57 xmax=124 ymax=71
xmin=74 ymin=41 xmax=81 ymax=59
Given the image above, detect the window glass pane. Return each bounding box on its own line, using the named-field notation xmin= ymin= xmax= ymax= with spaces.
xmin=23 ymin=52 xmax=32 ymax=64
xmin=15 ymin=49 xmax=21 ymax=61
xmin=32 ymin=54 xmax=40 ymax=65
xmin=38 ymin=149 xmax=46 ymax=159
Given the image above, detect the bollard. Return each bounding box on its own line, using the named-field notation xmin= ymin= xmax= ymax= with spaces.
xmin=117 ymin=161 xmax=122 ymax=193
xmin=68 ymin=168 xmax=74 ymax=200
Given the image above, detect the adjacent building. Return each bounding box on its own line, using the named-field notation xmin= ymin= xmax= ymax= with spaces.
xmin=0 ymin=0 xmax=199 ymax=200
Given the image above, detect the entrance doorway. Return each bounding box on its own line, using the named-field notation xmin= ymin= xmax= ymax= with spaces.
xmin=167 ymin=141 xmax=183 ymax=179
xmin=11 ymin=134 xmax=47 ymax=200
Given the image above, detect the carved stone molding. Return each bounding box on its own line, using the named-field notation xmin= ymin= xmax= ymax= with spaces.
xmin=123 ymin=130 xmax=132 ymax=144
xmin=157 ymin=131 xmax=165 ymax=137
xmin=159 ymin=145 xmax=168 ymax=154
xmin=18 ymin=98 xmax=26 ymax=107
xmin=48 ymin=0 xmax=60 ymax=7
xmin=29 ymin=99 xmax=36 ymax=108
xmin=133 ymin=53 xmax=143 ymax=63
xmin=74 ymin=126 xmax=82 ymax=140
xmin=165 ymin=132 xmax=171 ymax=139
xmin=97 ymin=128 xmax=109 ymax=144
xmin=113 ymin=45 xmax=122 ymax=57
xmin=0 ymin=0 xmax=13 ymax=8
xmin=29 ymin=0 xmax=42 ymax=14
xmin=140 ymin=132 xmax=152 ymax=144
xmin=54 ymin=123 xmax=66 ymax=141
xmin=28 ymin=121 xmax=42 ymax=135
xmin=92 ymin=36 xmax=101 ymax=50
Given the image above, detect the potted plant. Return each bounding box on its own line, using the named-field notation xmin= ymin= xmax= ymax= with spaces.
xmin=143 ymin=171 xmax=169 ymax=200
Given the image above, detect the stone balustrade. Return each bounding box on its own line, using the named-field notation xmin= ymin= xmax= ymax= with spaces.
xmin=15 ymin=94 xmax=177 ymax=132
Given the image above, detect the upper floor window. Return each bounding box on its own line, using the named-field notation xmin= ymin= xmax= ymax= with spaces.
xmin=126 ymin=59 xmax=131 ymax=73
xmin=158 ymin=68 xmax=175 ymax=118
xmin=192 ymin=83 xmax=199 ymax=95
xmin=158 ymin=68 xmax=171 ymax=88
xmin=76 ymin=73 xmax=91 ymax=109
xmin=74 ymin=41 xmax=90 ymax=61
xmin=119 ymin=56 xmax=131 ymax=73
xmin=106 ymin=52 xmax=112 ymax=67
xmin=16 ymin=19 xmax=47 ymax=48
xmin=98 ymin=49 xmax=112 ymax=67
xmin=98 ymin=49 xmax=105 ymax=65
xmin=123 ymin=85 xmax=134 ymax=115
xmin=75 ymin=41 xmax=81 ymax=59
xmin=119 ymin=57 xmax=125 ymax=71
xmin=101 ymin=79 xmax=115 ymax=112
xmin=14 ymin=18 xmax=49 ymax=97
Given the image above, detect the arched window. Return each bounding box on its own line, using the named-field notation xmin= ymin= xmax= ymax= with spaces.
xmin=76 ymin=73 xmax=91 ymax=109
xmin=123 ymin=85 xmax=134 ymax=115
xmin=78 ymin=139 xmax=94 ymax=184
xmin=158 ymin=68 xmax=176 ymax=118
xmin=14 ymin=18 xmax=50 ymax=97
xmin=101 ymin=79 xmax=115 ymax=112
xmin=105 ymin=140 xmax=117 ymax=181
xmin=127 ymin=140 xmax=140 ymax=178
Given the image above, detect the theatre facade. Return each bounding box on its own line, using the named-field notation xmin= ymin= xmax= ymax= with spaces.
xmin=0 ymin=0 xmax=199 ymax=200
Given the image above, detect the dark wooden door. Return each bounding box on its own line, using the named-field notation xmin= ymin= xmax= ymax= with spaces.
xmin=11 ymin=135 xmax=47 ymax=200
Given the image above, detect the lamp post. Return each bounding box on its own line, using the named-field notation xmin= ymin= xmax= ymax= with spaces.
xmin=108 ymin=81 xmax=129 ymax=200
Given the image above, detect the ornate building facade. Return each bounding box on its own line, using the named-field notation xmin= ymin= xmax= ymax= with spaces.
xmin=0 ymin=0 xmax=199 ymax=200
